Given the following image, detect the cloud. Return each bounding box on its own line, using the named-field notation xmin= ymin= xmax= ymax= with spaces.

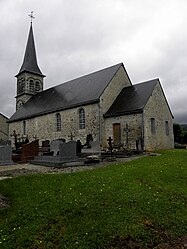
xmin=0 ymin=0 xmax=186 ymax=123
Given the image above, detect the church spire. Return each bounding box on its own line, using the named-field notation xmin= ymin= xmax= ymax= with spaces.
xmin=17 ymin=18 xmax=44 ymax=77
xmin=15 ymin=14 xmax=45 ymax=110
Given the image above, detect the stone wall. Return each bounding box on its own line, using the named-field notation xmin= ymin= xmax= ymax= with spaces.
xmin=104 ymin=113 xmax=143 ymax=149
xmin=0 ymin=114 xmax=9 ymax=141
xmin=99 ymin=65 xmax=132 ymax=145
xmin=9 ymin=103 xmax=100 ymax=147
xmin=143 ymin=81 xmax=174 ymax=150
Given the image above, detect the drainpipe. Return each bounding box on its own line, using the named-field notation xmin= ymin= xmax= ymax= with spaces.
xmin=141 ymin=112 xmax=145 ymax=151
xmin=98 ymin=102 xmax=101 ymax=145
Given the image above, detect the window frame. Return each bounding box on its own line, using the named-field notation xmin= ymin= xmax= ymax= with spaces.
xmin=165 ymin=121 xmax=169 ymax=136
xmin=56 ymin=113 xmax=61 ymax=132
xmin=151 ymin=118 xmax=156 ymax=135
xmin=79 ymin=108 xmax=85 ymax=129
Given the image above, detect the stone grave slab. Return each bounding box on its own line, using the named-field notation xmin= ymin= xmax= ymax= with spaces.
xmin=0 ymin=140 xmax=11 ymax=146
xmin=59 ymin=141 xmax=77 ymax=160
xmin=0 ymin=145 xmax=13 ymax=165
xmin=50 ymin=139 xmax=65 ymax=156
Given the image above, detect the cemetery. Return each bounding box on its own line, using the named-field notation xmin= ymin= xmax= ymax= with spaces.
xmin=0 ymin=129 xmax=144 ymax=168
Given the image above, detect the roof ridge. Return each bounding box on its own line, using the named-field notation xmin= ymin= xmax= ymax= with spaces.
xmin=44 ymin=62 xmax=123 ymax=91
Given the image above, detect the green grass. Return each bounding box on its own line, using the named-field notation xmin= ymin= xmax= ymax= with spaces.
xmin=0 ymin=150 xmax=187 ymax=248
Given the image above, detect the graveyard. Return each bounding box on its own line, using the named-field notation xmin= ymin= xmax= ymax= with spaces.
xmin=0 ymin=130 xmax=146 ymax=170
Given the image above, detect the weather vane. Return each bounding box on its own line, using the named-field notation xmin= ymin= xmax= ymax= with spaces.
xmin=28 ymin=11 xmax=35 ymax=24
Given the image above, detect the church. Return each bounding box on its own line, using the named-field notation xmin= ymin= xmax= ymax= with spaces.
xmin=8 ymin=22 xmax=174 ymax=151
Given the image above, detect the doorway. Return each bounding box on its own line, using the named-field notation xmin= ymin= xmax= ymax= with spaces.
xmin=113 ymin=123 xmax=121 ymax=145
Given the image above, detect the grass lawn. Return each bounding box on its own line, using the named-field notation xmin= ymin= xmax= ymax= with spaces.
xmin=0 ymin=150 xmax=187 ymax=248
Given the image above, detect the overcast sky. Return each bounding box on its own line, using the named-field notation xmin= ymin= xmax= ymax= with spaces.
xmin=0 ymin=0 xmax=187 ymax=123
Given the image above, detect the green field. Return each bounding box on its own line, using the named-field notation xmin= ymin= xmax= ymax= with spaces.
xmin=0 ymin=150 xmax=187 ymax=248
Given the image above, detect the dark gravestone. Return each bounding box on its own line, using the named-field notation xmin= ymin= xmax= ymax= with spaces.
xmin=59 ymin=141 xmax=77 ymax=161
xmin=42 ymin=140 xmax=50 ymax=147
xmin=20 ymin=140 xmax=39 ymax=163
xmin=40 ymin=140 xmax=50 ymax=155
xmin=107 ymin=137 xmax=113 ymax=156
xmin=0 ymin=145 xmax=13 ymax=165
xmin=76 ymin=140 xmax=82 ymax=155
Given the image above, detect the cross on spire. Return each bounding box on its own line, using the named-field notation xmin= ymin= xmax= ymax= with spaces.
xmin=28 ymin=11 xmax=35 ymax=24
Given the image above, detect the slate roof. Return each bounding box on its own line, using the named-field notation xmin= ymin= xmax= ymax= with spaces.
xmin=9 ymin=63 xmax=124 ymax=122
xmin=16 ymin=24 xmax=45 ymax=77
xmin=104 ymin=79 xmax=158 ymax=117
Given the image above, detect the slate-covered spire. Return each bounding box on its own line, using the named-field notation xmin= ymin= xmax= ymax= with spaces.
xmin=18 ymin=23 xmax=45 ymax=77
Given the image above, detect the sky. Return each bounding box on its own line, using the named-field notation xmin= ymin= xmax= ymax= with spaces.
xmin=0 ymin=0 xmax=187 ymax=123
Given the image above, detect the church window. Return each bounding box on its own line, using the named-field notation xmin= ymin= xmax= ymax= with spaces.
xmin=165 ymin=121 xmax=169 ymax=136
xmin=29 ymin=80 xmax=34 ymax=92
xmin=56 ymin=113 xmax=61 ymax=131
xmin=35 ymin=81 xmax=40 ymax=92
xmin=151 ymin=118 xmax=155 ymax=135
xmin=79 ymin=108 xmax=85 ymax=129
xmin=18 ymin=78 xmax=25 ymax=94
xmin=23 ymin=120 xmax=26 ymax=135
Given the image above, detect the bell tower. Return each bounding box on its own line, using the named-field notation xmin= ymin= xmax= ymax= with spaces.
xmin=15 ymin=12 xmax=45 ymax=110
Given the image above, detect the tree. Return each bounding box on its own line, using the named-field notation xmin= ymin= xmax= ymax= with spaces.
xmin=173 ymin=123 xmax=183 ymax=143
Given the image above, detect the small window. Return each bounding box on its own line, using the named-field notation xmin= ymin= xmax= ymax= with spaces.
xmin=151 ymin=118 xmax=155 ymax=135
xmin=56 ymin=113 xmax=61 ymax=131
xmin=29 ymin=80 xmax=34 ymax=92
xmin=23 ymin=120 xmax=26 ymax=135
xmin=18 ymin=78 xmax=24 ymax=94
xmin=79 ymin=108 xmax=85 ymax=129
xmin=35 ymin=81 xmax=40 ymax=92
xmin=165 ymin=121 xmax=169 ymax=136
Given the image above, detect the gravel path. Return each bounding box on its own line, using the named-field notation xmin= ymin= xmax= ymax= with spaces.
xmin=0 ymin=156 xmax=143 ymax=179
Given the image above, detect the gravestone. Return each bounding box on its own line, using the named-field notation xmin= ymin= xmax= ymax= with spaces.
xmin=42 ymin=140 xmax=50 ymax=147
xmin=76 ymin=140 xmax=82 ymax=155
xmin=20 ymin=140 xmax=39 ymax=163
xmin=82 ymin=140 xmax=101 ymax=155
xmin=90 ymin=140 xmax=100 ymax=152
xmin=40 ymin=140 xmax=50 ymax=155
xmin=59 ymin=141 xmax=77 ymax=161
xmin=0 ymin=145 xmax=13 ymax=165
xmin=32 ymin=140 xmax=80 ymax=167
xmin=50 ymin=139 xmax=65 ymax=156
xmin=0 ymin=140 xmax=11 ymax=146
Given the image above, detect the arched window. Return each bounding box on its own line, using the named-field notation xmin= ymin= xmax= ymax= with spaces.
xmin=18 ymin=78 xmax=25 ymax=94
xmin=79 ymin=108 xmax=85 ymax=129
xmin=56 ymin=113 xmax=61 ymax=131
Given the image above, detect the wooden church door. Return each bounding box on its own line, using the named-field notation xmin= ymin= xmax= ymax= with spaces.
xmin=113 ymin=123 xmax=121 ymax=145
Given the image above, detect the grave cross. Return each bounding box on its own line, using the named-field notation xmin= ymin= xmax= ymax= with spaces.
xmin=107 ymin=136 xmax=113 ymax=156
xmin=69 ymin=132 xmax=74 ymax=141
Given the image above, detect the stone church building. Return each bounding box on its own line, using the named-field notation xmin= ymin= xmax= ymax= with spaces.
xmin=0 ymin=113 xmax=9 ymax=141
xmin=8 ymin=23 xmax=174 ymax=151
